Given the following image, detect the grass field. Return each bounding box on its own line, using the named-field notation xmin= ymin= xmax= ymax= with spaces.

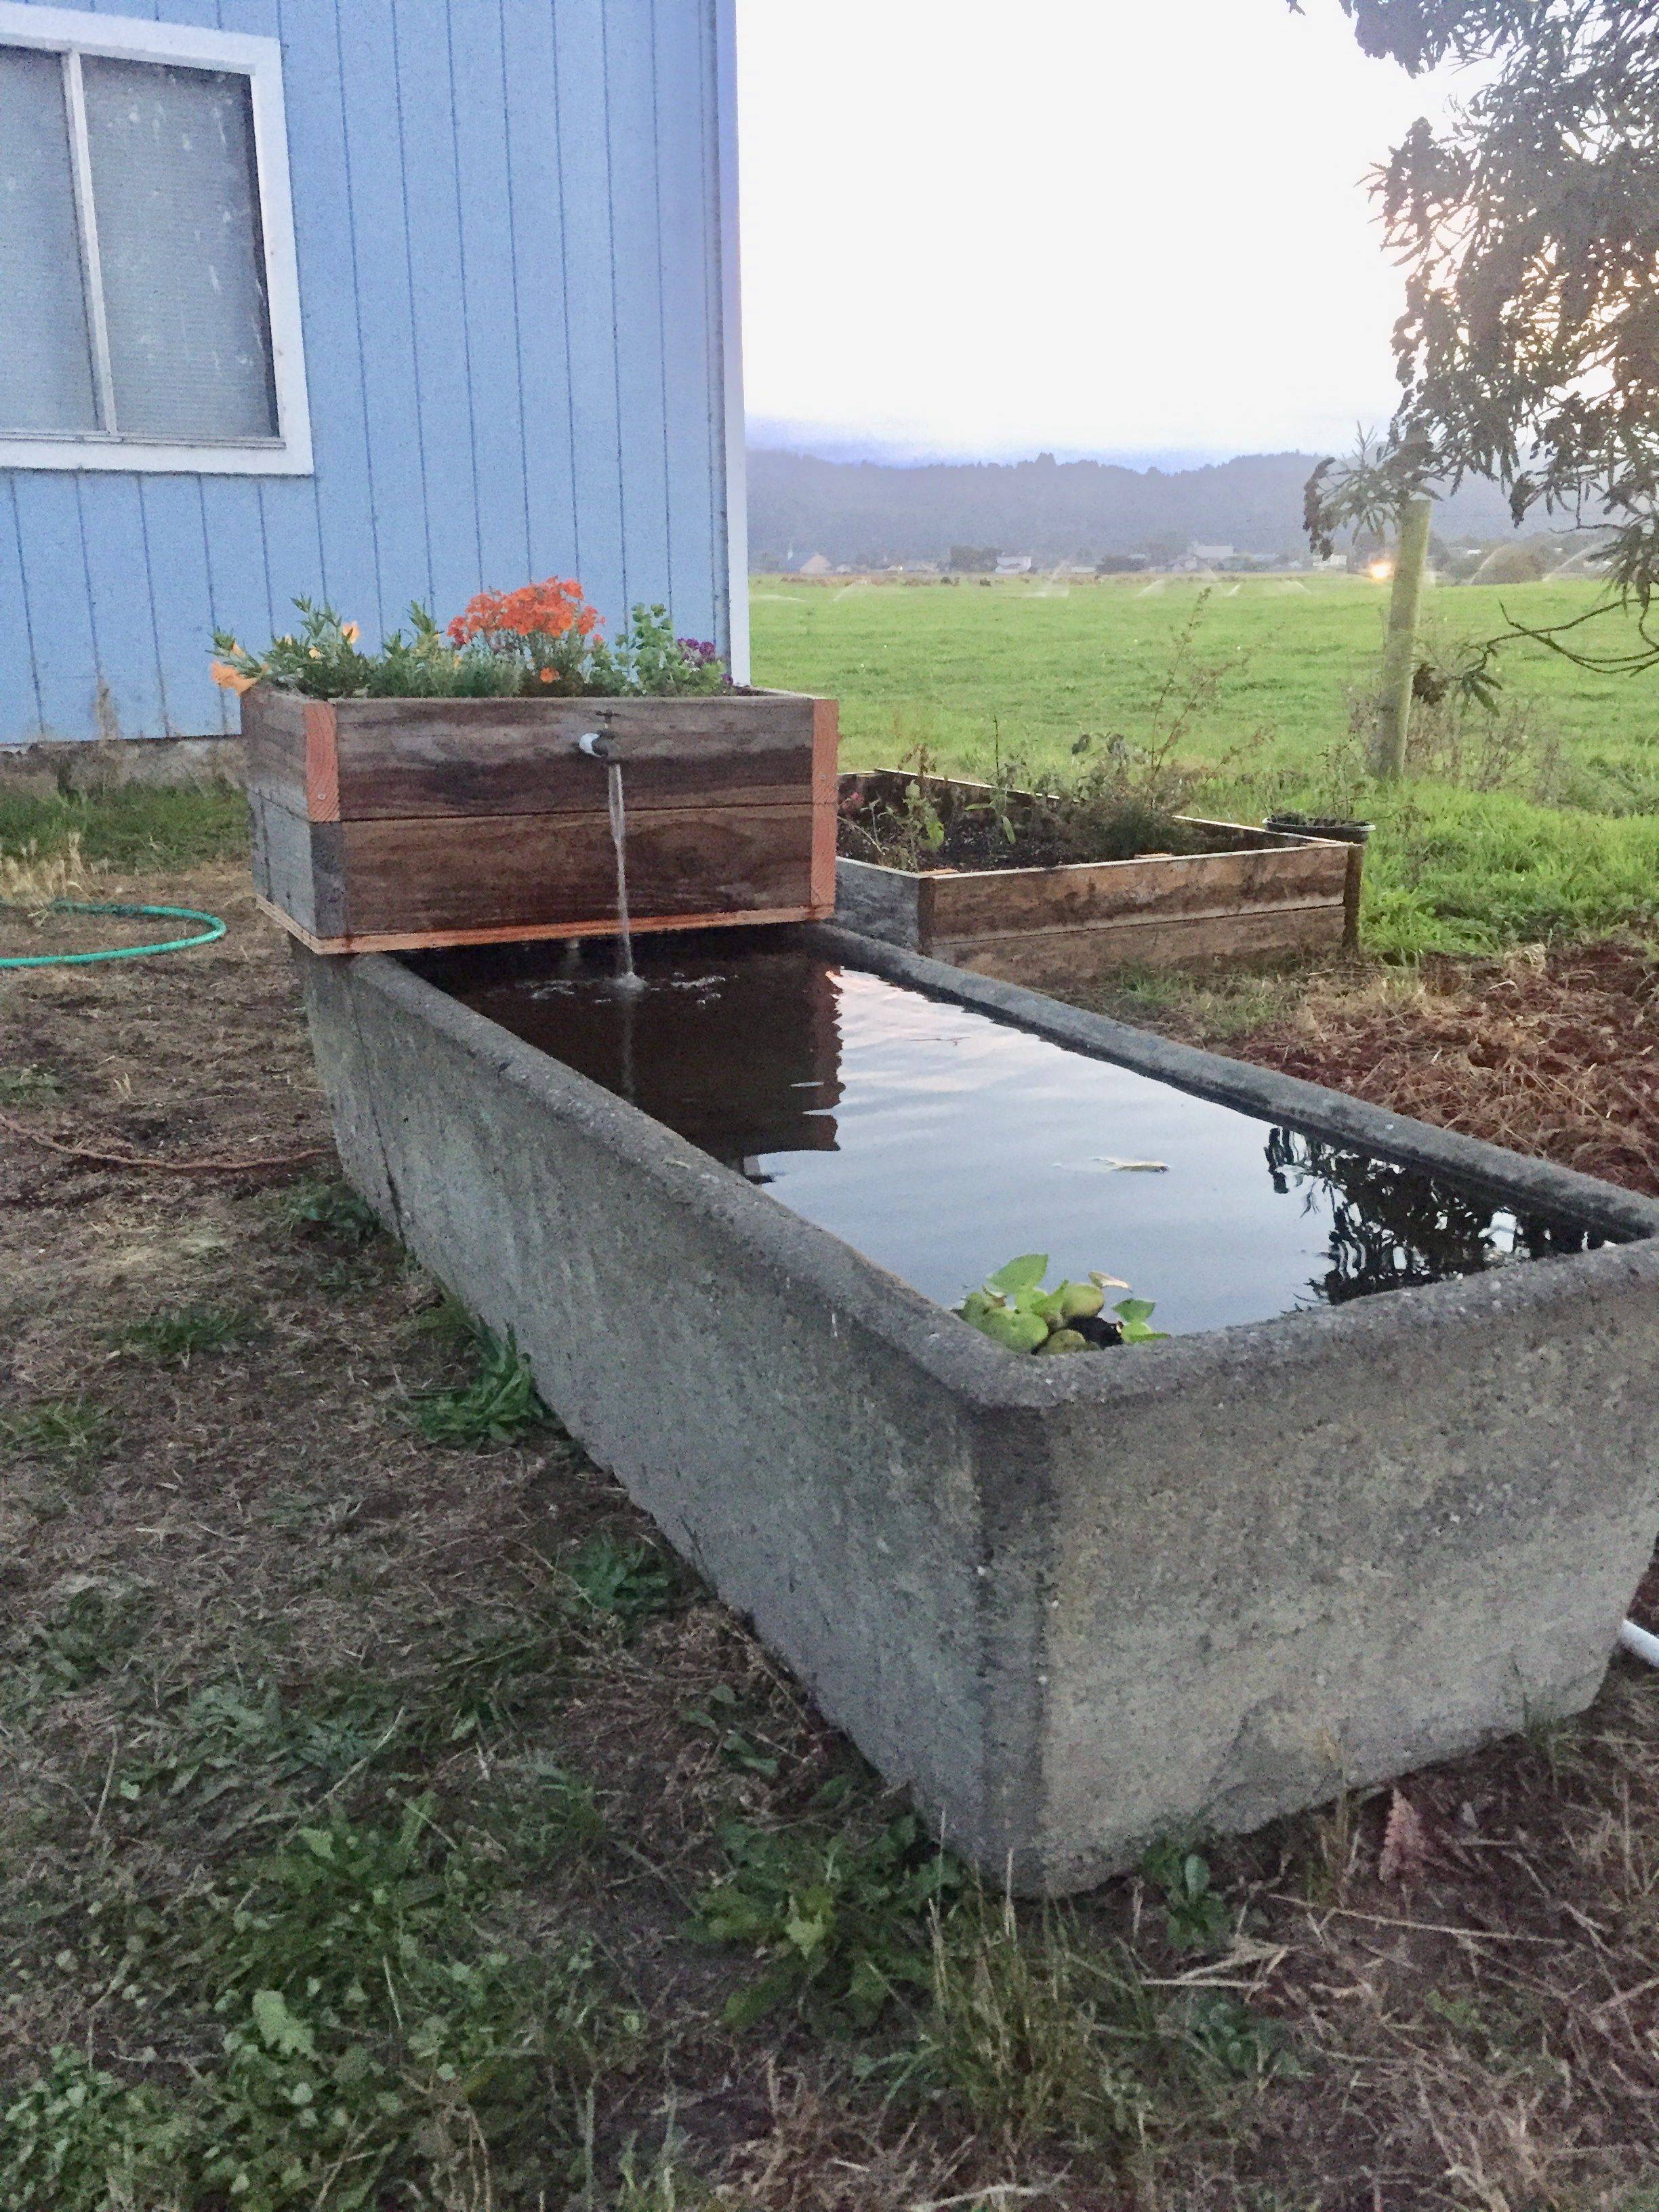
xmin=752 ymin=574 xmax=1659 ymax=958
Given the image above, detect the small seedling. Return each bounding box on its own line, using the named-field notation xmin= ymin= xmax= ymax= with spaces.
xmin=10 ymin=1581 xmax=148 ymax=1698
xmin=274 ymin=1174 xmax=380 ymax=1246
xmin=1141 ymin=1837 xmax=1233 ymax=1953
xmin=407 ymin=1328 xmax=549 ymax=1448
xmin=0 ymin=1065 xmax=64 ymax=1103
xmin=565 ymin=1532 xmax=676 ymax=1635
xmin=685 ymin=1683 xmax=783 ymax=1778
xmin=0 ymin=1395 xmax=115 ymax=1467
xmin=117 ymin=1304 xmax=255 ymax=1364
xmin=956 ymin=1253 xmax=1168 ymax=1356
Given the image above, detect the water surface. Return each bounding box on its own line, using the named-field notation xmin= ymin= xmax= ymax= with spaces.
xmin=436 ymin=937 xmax=1605 ymax=1336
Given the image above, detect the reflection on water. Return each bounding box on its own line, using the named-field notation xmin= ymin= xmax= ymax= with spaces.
xmin=432 ymin=933 xmax=1610 ymax=1336
xmin=1265 ymin=1129 xmax=1598 ymax=1307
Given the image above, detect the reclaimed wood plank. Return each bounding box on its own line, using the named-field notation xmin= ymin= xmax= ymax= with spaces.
xmin=934 ymin=902 xmax=1347 ymax=987
xmin=336 ymin=801 xmax=817 ymax=936
xmin=926 ymin=843 xmax=1351 ymax=937
xmin=241 ymin=688 xmax=314 ymax=815
xmin=247 ymin=787 xmax=346 ymax=939
xmin=260 ymin=900 xmax=822 ymax=958
xmin=810 ymin=698 xmax=840 ymax=912
xmin=326 ymin=691 xmax=819 ymax=819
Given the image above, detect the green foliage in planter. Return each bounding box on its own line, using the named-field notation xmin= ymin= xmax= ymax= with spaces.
xmin=213 ymin=582 xmax=728 ymax=703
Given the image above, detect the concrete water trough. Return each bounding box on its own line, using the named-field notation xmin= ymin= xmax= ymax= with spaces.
xmin=299 ymin=928 xmax=1659 ymax=1894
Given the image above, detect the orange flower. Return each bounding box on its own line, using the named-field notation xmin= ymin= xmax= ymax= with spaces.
xmin=538 ymin=667 xmax=555 ymax=684
xmin=341 ymin=621 xmax=361 ymax=645
xmin=448 ymin=577 xmax=600 ymax=647
xmin=210 ymin=659 xmax=256 ymax=695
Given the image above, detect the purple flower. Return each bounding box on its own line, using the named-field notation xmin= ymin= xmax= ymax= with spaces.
xmin=676 ymin=637 xmax=720 ymax=668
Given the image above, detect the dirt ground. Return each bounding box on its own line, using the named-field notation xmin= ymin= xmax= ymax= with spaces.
xmin=5 ymin=854 xmax=1659 ymax=2211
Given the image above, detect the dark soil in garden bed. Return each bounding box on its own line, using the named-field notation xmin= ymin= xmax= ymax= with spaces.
xmin=837 ymin=773 xmax=1216 ymax=873
xmin=6 ymin=836 xmax=1659 ymax=2209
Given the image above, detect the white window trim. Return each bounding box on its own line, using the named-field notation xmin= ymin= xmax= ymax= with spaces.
xmin=0 ymin=1 xmax=312 ymax=475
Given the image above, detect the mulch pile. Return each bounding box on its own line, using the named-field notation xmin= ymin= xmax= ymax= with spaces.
xmin=1237 ymin=943 xmax=1659 ymax=1197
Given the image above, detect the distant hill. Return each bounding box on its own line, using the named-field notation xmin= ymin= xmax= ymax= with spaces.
xmin=745 ymin=447 xmax=1529 ymax=570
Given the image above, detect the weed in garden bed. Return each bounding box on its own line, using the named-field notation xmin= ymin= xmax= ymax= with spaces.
xmin=407 ymin=1326 xmax=551 ymax=1448
xmin=1141 ymin=1837 xmax=1235 ymax=1954
xmin=116 ymin=1300 xmax=258 ymax=1363
xmin=691 ymin=1813 xmax=962 ymax=2030
xmin=909 ymin=1896 xmax=1153 ymax=2152
xmin=0 ymin=1801 xmax=620 ymax=2211
xmin=6 ymin=1580 xmax=148 ymax=1700
xmin=566 ymin=1532 xmax=678 ymax=1635
xmin=0 ymin=1064 xmax=64 ymax=1103
xmin=0 ymin=1394 xmax=115 ymax=1468
xmin=275 ymin=1174 xmax=382 ymax=1246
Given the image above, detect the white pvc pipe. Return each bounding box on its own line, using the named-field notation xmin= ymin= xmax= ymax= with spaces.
xmin=1618 ymin=1619 xmax=1659 ymax=1668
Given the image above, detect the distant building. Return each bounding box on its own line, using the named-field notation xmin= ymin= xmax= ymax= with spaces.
xmin=797 ymin=552 xmax=832 ymax=577
xmin=995 ymin=554 xmax=1034 ymax=576
xmin=1187 ymin=544 xmax=1235 ymax=566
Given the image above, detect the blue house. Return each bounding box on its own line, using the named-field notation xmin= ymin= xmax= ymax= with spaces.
xmin=0 ymin=0 xmax=748 ymax=747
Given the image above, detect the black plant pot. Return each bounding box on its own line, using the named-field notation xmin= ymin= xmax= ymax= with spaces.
xmin=1265 ymin=811 xmax=1375 ymax=847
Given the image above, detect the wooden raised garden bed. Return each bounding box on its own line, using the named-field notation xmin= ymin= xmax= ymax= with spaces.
xmin=245 ymin=688 xmax=840 ymax=954
xmin=836 ymin=769 xmax=1360 ymax=986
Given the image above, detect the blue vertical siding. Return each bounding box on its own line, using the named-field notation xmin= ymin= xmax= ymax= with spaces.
xmin=0 ymin=0 xmax=739 ymax=741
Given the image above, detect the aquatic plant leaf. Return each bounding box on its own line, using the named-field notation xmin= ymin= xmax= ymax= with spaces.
xmin=985 ymin=1254 xmax=1048 ymax=1296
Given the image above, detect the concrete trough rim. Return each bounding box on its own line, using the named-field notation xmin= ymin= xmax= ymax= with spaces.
xmin=348 ymin=935 xmax=1659 ymax=1418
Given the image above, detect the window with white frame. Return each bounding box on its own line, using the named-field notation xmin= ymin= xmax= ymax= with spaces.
xmin=0 ymin=3 xmax=310 ymax=471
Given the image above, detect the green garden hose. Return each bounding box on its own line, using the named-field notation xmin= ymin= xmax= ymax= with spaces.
xmin=0 ymin=899 xmax=226 ymax=970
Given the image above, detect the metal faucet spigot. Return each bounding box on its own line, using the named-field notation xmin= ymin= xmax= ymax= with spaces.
xmin=577 ymin=731 xmax=616 ymax=759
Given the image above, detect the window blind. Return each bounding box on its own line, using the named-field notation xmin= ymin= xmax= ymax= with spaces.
xmin=82 ymin=58 xmax=278 ymax=441
xmin=0 ymin=45 xmax=98 ymax=434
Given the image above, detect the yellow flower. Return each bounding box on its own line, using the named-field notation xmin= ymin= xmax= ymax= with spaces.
xmin=341 ymin=621 xmax=361 ymax=645
xmin=209 ymin=659 xmax=256 ymax=695
xmin=308 ymin=646 xmax=323 ymax=659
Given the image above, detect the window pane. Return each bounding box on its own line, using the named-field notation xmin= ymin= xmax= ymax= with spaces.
xmin=82 ymin=57 xmax=277 ymax=441
xmin=0 ymin=45 xmax=98 ymax=435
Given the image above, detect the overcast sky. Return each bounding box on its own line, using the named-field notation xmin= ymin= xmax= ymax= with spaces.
xmin=736 ymin=0 xmax=1465 ymax=465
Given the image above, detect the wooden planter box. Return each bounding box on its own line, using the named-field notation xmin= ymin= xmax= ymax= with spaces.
xmin=245 ymin=688 xmax=838 ymax=954
xmin=836 ymin=770 xmax=1360 ymax=987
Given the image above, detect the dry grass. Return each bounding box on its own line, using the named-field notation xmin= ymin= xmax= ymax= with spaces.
xmin=5 ymin=846 xmax=1659 ymax=2208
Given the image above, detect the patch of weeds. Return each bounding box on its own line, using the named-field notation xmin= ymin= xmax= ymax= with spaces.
xmin=275 ymin=1173 xmax=380 ymax=1246
xmin=429 ymin=1600 xmax=567 ymax=1742
xmin=410 ymin=1287 xmax=482 ymax=1349
xmin=0 ymin=781 xmax=247 ymax=870
xmin=1179 ymin=1991 xmax=1294 ymax=2081
xmin=7 ymin=1580 xmax=148 ymax=1698
xmin=607 ymin=2139 xmax=720 ymax=2210
xmin=0 ymin=1063 xmax=63 ymax=1103
xmin=119 ymin=1677 xmax=406 ymax=1820
xmin=116 ymin=1301 xmax=257 ymax=1364
xmin=685 ymin=1682 xmax=783 ymax=1780
xmin=565 ymin=1532 xmax=677 ymax=1637
xmin=0 ymin=1393 xmax=115 ymax=1469
xmin=3 ymin=1801 xmax=621 ymax=2212
xmin=181 ymin=1799 xmax=615 ymax=2207
xmin=1141 ymin=1836 xmax=1233 ymax=1952
xmin=0 ymin=2049 xmax=191 ymax=2212
xmin=691 ymin=1813 xmax=962 ymax=2029
xmin=407 ymin=1328 xmax=550 ymax=1449
xmin=907 ymin=1892 xmax=1151 ymax=2150
xmin=487 ymin=1754 xmax=609 ymax=1875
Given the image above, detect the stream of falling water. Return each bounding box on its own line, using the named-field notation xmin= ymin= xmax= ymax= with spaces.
xmin=605 ymin=759 xmax=644 ymax=995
